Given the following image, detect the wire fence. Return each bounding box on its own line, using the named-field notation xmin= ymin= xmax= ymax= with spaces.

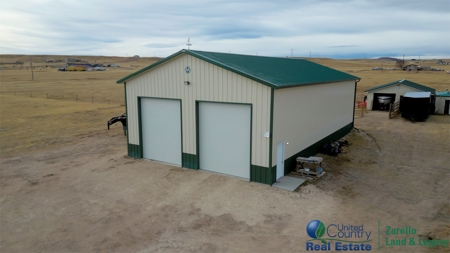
xmin=0 ymin=91 xmax=125 ymax=105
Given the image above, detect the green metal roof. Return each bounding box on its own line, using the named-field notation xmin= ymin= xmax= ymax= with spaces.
xmin=364 ymin=79 xmax=436 ymax=94
xmin=436 ymin=90 xmax=450 ymax=97
xmin=117 ymin=49 xmax=360 ymax=88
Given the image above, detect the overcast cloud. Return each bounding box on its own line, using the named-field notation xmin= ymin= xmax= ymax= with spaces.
xmin=1 ymin=0 xmax=449 ymax=58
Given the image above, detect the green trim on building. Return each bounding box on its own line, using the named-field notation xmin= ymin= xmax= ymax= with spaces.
xmin=280 ymin=122 xmax=354 ymax=176
xmin=117 ymin=50 xmax=360 ymax=88
xmin=250 ymin=165 xmax=276 ymax=185
xmin=364 ymin=79 xmax=436 ymax=94
xmin=137 ymin=96 xmax=183 ymax=163
xmin=179 ymin=100 xmax=184 ymax=167
xmin=352 ymin=80 xmax=357 ymax=127
xmin=124 ymin=82 xmax=133 ymax=157
xmin=195 ymin=100 xmax=253 ymax=179
xmin=195 ymin=101 xmax=200 ymax=170
xmin=436 ymin=91 xmax=450 ymax=97
xmin=268 ymin=88 xmax=274 ymax=176
xmin=127 ymin=144 xmax=142 ymax=158
xmin=137 ymin=97 xmax=144 ymax=158
xmin=249 ymin=103 xmax=253 ymax=180
xmin=182 ymin=153 xmax=198 ymax=169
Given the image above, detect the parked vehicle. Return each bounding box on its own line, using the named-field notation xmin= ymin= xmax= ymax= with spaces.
xmin=66 ymin=66 xmax=86 ymax=71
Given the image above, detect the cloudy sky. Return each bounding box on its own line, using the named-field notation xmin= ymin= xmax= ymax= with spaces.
xmin=1 ymin=0 xmax=449 ymax=58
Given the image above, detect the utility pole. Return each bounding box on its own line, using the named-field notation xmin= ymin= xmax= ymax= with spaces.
xmin=30 ymin=56 xmax=34 ymax=81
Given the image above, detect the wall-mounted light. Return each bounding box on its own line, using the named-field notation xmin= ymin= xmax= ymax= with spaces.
xmin=184 ymin=81 xmax=190 ymax=85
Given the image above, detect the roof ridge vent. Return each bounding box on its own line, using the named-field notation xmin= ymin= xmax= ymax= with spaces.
xmin=399 ymin=79 xmax=405 ymax=83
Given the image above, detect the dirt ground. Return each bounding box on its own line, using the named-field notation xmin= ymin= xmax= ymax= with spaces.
xmin=1 ymin=111 xmax=449 ymax=252
xmin=1 ymin=55 xmax=449 ymax=252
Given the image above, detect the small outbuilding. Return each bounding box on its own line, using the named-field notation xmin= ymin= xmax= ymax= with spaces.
xmin=365 ymin=79 xmax=436 ymax=111
xmin=116 ymin=50 xmax=360 ymax=185
xmin=435 ymin=90 xmax=450 ymax=115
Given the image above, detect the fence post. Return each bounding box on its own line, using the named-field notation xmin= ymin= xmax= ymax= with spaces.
xmin=108 ymin=99 xmax=110 ymax=104
xmin=389 ymin=103 xmax=392 ymax=119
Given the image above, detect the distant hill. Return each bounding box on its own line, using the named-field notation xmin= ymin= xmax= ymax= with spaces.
xmin=377 ymin=57 xmax=400 ymax=61
xmin=0 ymin=55 xmax=163 ymax=69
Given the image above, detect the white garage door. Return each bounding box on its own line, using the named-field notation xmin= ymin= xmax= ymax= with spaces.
xmin=141 ymin=98 xmax=182 ymax=166
xmin=199 ymin=102 xmax=251 ymax=179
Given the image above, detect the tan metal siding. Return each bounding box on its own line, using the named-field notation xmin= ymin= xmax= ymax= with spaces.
xmin=126 ymin=54 xmax=271 ymax=167
xmin=366 ymin=84 xmax=424 ymax=110
xmin=271 ymin=81 xmax=355 ymax=166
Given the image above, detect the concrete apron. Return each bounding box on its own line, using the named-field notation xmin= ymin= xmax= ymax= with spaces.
xmin=272 ymin=176 xmax=306 ymax=191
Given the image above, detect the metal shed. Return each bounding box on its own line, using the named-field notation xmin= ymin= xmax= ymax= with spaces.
xmin=116 ymin=50 xmax=359 ymax=185
xmin=435 ymin=90 xmax=450 ymax=115
xmin=365 ymin=79 xmax=436 ymax=111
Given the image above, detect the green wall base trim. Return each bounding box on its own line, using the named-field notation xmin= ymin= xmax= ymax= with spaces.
xmin=182 ymin=153 xmax=199 ymax=170
xmin=282 ymin=122 xmax=354 ymax=175
xmin=127 ymin=144 xmax=142 ymax=158
xmin=251 ymin=165 xmax=276 ymax=185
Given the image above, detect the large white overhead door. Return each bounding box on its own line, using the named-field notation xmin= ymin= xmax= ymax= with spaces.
xmin=199 ymin=102 xmax=251 ymax=179
xmin=141 ymin=98 xmax=182 ymax=166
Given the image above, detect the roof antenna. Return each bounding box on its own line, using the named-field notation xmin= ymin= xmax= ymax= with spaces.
xmin=186 ymin=38 xmax=192 ymax=50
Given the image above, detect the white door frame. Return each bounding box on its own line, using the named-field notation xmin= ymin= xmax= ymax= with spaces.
xmin=198 ymin=102 xmax=251 ymax=179
xmin=276 ymin=141 xmax=286 ymax=180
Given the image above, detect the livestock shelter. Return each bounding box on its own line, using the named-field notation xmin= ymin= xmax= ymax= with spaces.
xmin=400 ymin=92 xmax=432 ymax=121
xmin=435 ymin=90 xmax=450 ymax=115
xmin=116 ymin=50 xmax=360 ymax=185
xmin=365 ymin=79 xmax=436 ymax=111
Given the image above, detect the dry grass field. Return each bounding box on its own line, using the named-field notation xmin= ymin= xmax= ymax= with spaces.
xmin=0 ymin=55 xmax=160 ymax=157
xmin=0 ymin=54 xmax=449 ymax=253
xmin=310 ymin=58 xmax=450 ymax=96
